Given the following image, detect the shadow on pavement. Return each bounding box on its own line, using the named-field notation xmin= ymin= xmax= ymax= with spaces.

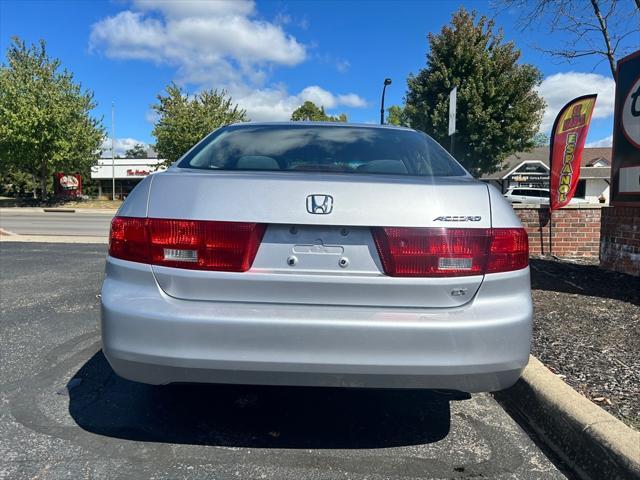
xmin=68 ymin=351 xmax=466 ymax=449
xmin=530 ymin=257 xmax=640 ymax=305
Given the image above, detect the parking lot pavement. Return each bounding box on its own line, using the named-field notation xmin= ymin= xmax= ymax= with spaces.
xmin=0 ymin=242 xmax=569 ymax=480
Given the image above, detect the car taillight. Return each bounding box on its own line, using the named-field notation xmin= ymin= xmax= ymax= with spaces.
xmin=372 ymin=227 xmax=528 ymax=277
xmin=109 ymin=216 xmax=149 ymax=264
xmin=485 ymin=228 xmax=529 ymax=273
xmin=108 ymin=217 xmax=266 ymax=272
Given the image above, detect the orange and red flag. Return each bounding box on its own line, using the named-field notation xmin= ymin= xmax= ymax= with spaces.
xmin=549 ymin=95 xmax=597 ymax=210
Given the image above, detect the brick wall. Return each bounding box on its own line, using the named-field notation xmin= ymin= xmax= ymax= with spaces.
xmin=513 ymin=205 xmax=602 ymax=257
xmin=600 ymin=206 xmax=640 ymax=276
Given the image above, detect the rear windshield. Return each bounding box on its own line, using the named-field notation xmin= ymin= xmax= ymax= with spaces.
xmin=178 ymin=124 xmax=467 ymax=177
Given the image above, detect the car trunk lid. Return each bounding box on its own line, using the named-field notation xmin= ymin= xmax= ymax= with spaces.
xmin=148 ymin=170 xmax=491 ymax=308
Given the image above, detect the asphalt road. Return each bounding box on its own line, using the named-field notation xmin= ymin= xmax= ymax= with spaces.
xmin=0 ymin=210 xmax=113 ymax=236
xmin=0 ymin=242 xmax=569 ymax=480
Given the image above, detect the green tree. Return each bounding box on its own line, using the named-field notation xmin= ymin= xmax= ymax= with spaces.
xmin=532 ymin=132 xmax=549 ymax=147
xmin=152 ymin=82 xmax=247 ymax=165
xmin=405 ymin=9 xmax=545 ymax=177
xmin=386 ymin=105 xmax=410 ymax=127
xmin=290 ymin=101 xmax=347 ymax=122
xmin=0 ymin=37 xmax=104 ymax=199
xmin=0 ymin=169 xmax=37 ymax=198
xmin=125 ymin=143 xmax=148 ymax=159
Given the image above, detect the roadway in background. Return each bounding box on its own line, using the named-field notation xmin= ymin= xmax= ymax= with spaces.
xmin=0 ymin=209 xmax=113 ymax=237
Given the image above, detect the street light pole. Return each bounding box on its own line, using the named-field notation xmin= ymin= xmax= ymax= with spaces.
xmin=111 ymin=102 xmax=115 ymax=201
xmin=380 ymin=78 xmax=392 ymax=125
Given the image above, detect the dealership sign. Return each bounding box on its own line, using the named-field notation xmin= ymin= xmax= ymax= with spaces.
xmin=91 ymin=158 xmax=166 ymax=180
xmin=54 ymin=173 xmax=82 ymax=197
xmin=611 ymin=50 xmax=640 ymax=206
xmin=59 ymin=175 xmax=79 ymax=189
xmin=127 ymin=169 xmax=151 ymax=176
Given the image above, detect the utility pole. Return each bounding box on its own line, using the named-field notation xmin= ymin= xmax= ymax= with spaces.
xmin=111 ymin=102 xmax=116 ymax=201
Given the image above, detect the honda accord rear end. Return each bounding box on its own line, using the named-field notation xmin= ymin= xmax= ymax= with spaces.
xmin=101 ymin=123 xmax=532 ymax=392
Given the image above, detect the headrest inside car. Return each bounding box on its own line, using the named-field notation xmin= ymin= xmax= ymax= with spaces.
xmin=236 ymin=156 xmax=280 ymax=170
xmin=357 ymin=159 xmax=408 ymax=174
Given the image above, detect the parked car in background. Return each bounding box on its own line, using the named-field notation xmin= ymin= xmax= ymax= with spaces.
xmin=101 ymin=122 xmax=532 ymax=393
xmin=503 ymin=187 xmax=589 ymax=205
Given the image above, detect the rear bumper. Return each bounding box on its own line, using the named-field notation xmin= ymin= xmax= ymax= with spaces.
xmin=101 ymin=258 xmax=532 ymax=392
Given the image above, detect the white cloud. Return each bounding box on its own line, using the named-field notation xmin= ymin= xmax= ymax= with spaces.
xmin=100 ymin=137 xmax=149 ymax=157
xmin=90 ymin=1 xmax=365 ymax=123
xmin=538 ymin=72 xmax=615 ymax=133
xmin=586 ymin=135 xmax=613 ymax=147
xmin=231 ymin=87 xmax=298 ymax=121
xmin=232 ymin=85 xmax=366 ymax=122
xmin=299 ymin=85 xmax=337 ymax=109
xmin=338 ymin=93 xmax=367 ymax=108
xmin=89 ymin=0 xmax=366 ymax=123
xmin=90 ymin=0 xmax=306 ymax=87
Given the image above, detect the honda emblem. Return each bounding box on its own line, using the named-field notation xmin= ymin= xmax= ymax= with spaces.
xmin=306 ymin=194 xmax=333 ymax=214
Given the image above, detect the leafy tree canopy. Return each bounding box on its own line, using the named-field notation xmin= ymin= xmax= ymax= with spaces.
xmin=125 ymin=143 xmax=148 ymax=159
xmin=405 ymin=8 xmax=545 ymax=177
xmin=386 ymin=105 xmax=410 ymax=127
xmin=290 ymin=101 xmax=347 ymax=122
xmin=152 ymin=83 xmax=247 ymax=166
xmin=0 ymin=37 xmax=104 ymax=198
xmin=532 ymin=132 xmax=549 ymax=147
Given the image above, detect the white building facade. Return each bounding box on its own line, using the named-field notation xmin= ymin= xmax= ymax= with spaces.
xmin=91 ymin=158 xmax=166 ymax=199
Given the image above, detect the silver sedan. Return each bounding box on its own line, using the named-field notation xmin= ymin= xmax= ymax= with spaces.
xmin=101 ymin=123 xmax=532 ymax=392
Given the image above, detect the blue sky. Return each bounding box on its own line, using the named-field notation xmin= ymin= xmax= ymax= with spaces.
xmin=1 ymin=0 xmax=637 ymax=155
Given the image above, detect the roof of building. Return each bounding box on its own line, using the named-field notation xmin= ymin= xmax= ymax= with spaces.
xmin=481 ymin=147 xmax=611 ymax=180
xmin=579 ymin=167 xmax=611 ymax=179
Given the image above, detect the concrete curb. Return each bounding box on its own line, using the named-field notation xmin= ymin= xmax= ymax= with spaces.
xmin=495 ymin=355 xmax=640 ymax=480
xmin=43 ymin=208 xmax=76 ymax=213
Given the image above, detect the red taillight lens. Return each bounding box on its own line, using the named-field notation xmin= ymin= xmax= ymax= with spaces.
xmin=108 ymin=217 xmax=265 ymax=272
xmin=109 ymin=216 xmax=150 ymax=263
xmin=148 ymin=219 xmax=265 ymax=272
xmin=372 ymin=227 xmax=528 ymax=277
xmin=372 ymin=228 xmax=491 ymax=277
xmin=486 ymin=228 xmax=529 ymax=273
